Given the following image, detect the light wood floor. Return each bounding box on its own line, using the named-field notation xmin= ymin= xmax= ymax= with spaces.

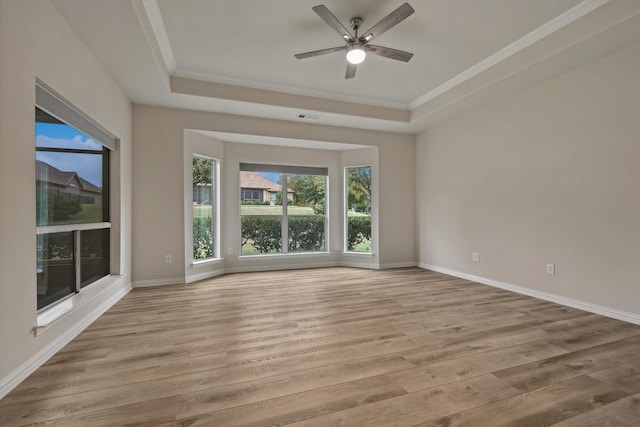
xmin=2 ymin=267 xmax=640 ymax=426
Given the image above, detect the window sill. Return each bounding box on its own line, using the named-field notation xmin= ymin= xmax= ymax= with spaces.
xmin=34 ymin=274 xmax=124 ymax=336
xmin=342 ymin=251 xmax=374 ymax=257
xmin=191 ymin=257 xmax=224 ymax=268
xmin=239 ymin=251 xmax=331 ymax=261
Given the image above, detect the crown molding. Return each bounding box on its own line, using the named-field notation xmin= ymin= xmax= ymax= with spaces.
xmin=409 ymin=0 xmax=610 ymax=109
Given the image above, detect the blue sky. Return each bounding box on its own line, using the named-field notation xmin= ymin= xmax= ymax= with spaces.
xmin=36 ymin=122 xmax=104 ymax=187
xmin=260 ymin=172 xmax=280 ymax=183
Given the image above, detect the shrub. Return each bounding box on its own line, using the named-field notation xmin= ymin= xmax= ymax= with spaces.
xmin=288 ymin=217 xmax=324 ymax=251
xmin=241 ymin=217 xmax=282 ymax=253
xmin=38 ymin=233 xmax=74 ymax=260
xmin=347 ymin=216 xmax=371 ymax=251
xmin=241 ymin=216 xmax=326 ymax=253
xmin=193 ymin=216 xmax=213 ymax=259
xmin=52 ymin=196 xmax=82 ymax=221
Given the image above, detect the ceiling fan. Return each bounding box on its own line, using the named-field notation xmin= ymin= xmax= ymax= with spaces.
xmin=295 ymin=3 xmax=415 ymax=79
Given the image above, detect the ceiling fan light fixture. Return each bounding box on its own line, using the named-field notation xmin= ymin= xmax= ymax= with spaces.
xmin=346 ymin=45 xmax=366 ymax=64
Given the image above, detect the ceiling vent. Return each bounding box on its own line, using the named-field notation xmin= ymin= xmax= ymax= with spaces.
xmin=297 ymin=114 xmax=321 ymax=120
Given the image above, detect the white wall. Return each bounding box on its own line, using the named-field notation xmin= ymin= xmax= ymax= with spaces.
xmin=0 ymin=0 xmax=132 ymax=397
xmin=132 ymin=105 xmax=416 ymax=284
xmin=416 ymin=42 xmax=640 ymax=321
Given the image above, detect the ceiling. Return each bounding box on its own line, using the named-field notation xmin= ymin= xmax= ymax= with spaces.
xmin=51 ymin=0 xmax=640 ymax=134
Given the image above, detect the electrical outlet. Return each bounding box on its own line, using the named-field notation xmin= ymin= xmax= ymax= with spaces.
xmin=546 ymin=263 xmax=555 ymax=275
xmin=165 ymin=254 xmax=172 ymax=264
xmin=472 ymin=252 xmax=480 ymax=262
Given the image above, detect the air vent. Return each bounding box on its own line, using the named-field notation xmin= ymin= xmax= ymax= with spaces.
xmin=297 ymin=114 xmax=321 ymax=120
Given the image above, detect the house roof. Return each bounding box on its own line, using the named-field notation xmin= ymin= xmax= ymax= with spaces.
xmin=36 ymin=160 xmax=102 ymax=193
xmin=240 ymin=171 xmax=281 ymax=192
xmin=239 ymin=171 xmax=294 ymax=193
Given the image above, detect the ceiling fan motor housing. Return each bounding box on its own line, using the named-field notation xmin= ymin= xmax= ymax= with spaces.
xmin=350 ymin=17 xmax=363 ymax=31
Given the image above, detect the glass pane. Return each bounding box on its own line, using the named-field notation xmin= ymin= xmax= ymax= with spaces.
xmin=285 ymin=174 xmax=325 ymax=215
xmin=36 ymin=108 xmax=105 ymax=151
xmin=241 ymin=216 xmax=282 ymax=255
xmin=193 ymin=157 xmax=215 ymax=260
xmin=240 ymin=171 xmax=282 ymax=215
xmin=80 ymin=229 xmax=110 ymax=288
xmin=36 ymin=152 xmax=104 ymax=226
xmin=346 ymin=166 xmax=372 ymax=252
xmin=37 ymin=232 xmax=75 ymax=310
xmin=286 ymin=173 xmax=326 ymax=252
xmin=288 ymin=217 xmax=325 ymax=252
xmin=36 ymin=108 xmax=106 ymax=226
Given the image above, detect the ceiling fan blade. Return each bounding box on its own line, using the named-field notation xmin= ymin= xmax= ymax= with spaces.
xmin=295 ymin=46 xmax=346 ymax=60
xmin=345 ymin=62 xmax=357 ymax=79
xmin=365 ymin=44 xmax=413 ymax=62
xmin=312 ymin=5 xmax=354 ymax=42
xmin=359 ymin=3 xmax=414 ymax=43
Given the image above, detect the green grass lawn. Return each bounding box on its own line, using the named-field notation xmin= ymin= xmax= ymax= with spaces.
xmin=347 ymin=211 xmax=370 ymax=217
xmin=193 ymin=205 xmax=213 ymax=218
xmin=240 ymin=205 xmax=315 ymax=215
xmin=67 ymin=204 xmax=102 ymax=222
xmin=352 ymin=241 xmax=372 ymax=252
xmin=194 ymin=204 xmax=316 ymax=217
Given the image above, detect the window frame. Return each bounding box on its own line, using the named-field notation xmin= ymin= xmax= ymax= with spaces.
xmin=191 ymin=154 xmax=219 ymax=262
xmin=344 ymin=165 xmax=372 ymax=254
xmin=35 ymin=81 xmax=117 ymax=313
xmin=239 ymin=163 xmax=329 ymax=256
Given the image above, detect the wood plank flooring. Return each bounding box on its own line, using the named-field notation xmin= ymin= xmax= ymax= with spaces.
xmin=2 ymin=267 xmax=640 ymax=426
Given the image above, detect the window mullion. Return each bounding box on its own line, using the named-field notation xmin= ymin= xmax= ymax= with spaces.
xmin=281 ymin=174 xmax=288 ymax=254
xmin=210 ymin=161 xmax=216 ymax=258
xmin=324 ymin=176 xmax=329 ymax=252
xmin=74 ymin=230 xmax=81 ymax=292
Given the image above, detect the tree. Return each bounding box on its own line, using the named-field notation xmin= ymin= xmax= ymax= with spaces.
xmin=192 ymin=157 xmax=212 ymax=186
xmin=287 ymin=174 xmax=325 ymax=213
xmin=347 ymin=167 xmax=371 ymax=212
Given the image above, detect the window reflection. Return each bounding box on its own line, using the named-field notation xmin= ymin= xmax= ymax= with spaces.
xmin=37 ymin=232 xmax=75 ymax=310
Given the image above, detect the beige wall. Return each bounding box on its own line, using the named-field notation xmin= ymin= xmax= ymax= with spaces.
xmin=416 ymin=43 xmax=640 ymax=318
xmin=0 ymin=0 xmax=132 ymax=395
xmin=132 ymin=105 xmax=416 ymax=284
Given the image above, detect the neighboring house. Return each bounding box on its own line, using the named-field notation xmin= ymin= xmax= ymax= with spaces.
xmin=240 ymin=171 xmax=293 ymax=205
xmin=192 ymin=184 xmax=212 ymax=205
xmin=36 ymin=160 xmax=102 ymax=205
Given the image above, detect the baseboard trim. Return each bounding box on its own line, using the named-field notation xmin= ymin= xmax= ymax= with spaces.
xmin=225 ymin=261 xmax=337 ymax=274
xmin=185 ymin=269 xmax=225 ymax=284
xmin=339 ymin=260 xmax=380 ymax=269
xmin=420 ymin=263 xmax=640 ymax=326
xmin=132 ymin=277 xmax=184 ymax=288
xmin=0 ymin=278 xmax=131 ymax=400
xmin=380 ymin=261 xmax=417 ymax=269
